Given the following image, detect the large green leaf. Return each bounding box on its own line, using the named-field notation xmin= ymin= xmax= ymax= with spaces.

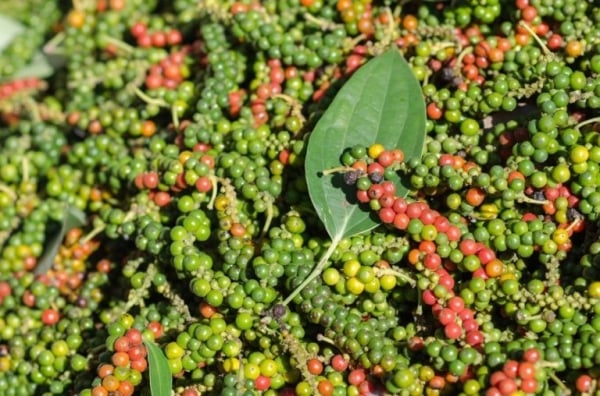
xmin=0 ymin=14 xmax=56 ymax=79
xmin=35 ymin=204 xmax=87 ymax=275
xmin=305 ymin=48 xmax=426 ymax=240
xmin=144 ymin=340 xmax=172 ymax=396
xmin=0 ymin=14 xmax=24 ymax=51
xmin=14 ymin=51 xmax=54 ymax=79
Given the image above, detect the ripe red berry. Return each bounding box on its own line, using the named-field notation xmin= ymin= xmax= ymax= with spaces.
xmin=356 ymin=190 xmax=370 ymax=203
xmin=195 ymin=176 xmax=213 ymax=193
xmin=130 ymin=22 xmax=147 ymax=38
xmin=424 ymin=253 xmax=441 ymax=270
xmin=459 ymin=239 xmax=479 ymax=255
xmin=447 ymin=296 xmax=465 ymax=313
xmin=367 ymin=162 xmax=385 ymax=177
xmin=497 ymin=378 xmax=518 ymax=395
xmin=422 ymin=290 xmax=437 ymax=305
xmin=437 ymin=308 xmax=456 ymax=325
xmin=462 ymin=318 xmax=478 ymax=332
xmin=113 ymin=336 xmax=130 ymax=352
xmin=151 ymin=31 xmax=167 ymax=47
xmin=307 ymin=358 xmax=323 ymax=375
xmin=378 ymin=207 xmax=395 ymax=224
xmin=154 ymin=191 xmax=171 ymax=207
xmin=377 ymin=150 xmax=394 ymax=168
xmin=522 ymin=348 xmax=541 ymax=363
xmin=254 ymin=375 xmax=271 ymax=391
xmin=126 ymin=328 xmax=143 ymax=346
xmin=502 ymin=360 xmax=519 ymax=378
xmin=444 ymin=322 xmax=461 ymax=339
xmin=406 ymin=202 xmax=424 ymax=219
xmin=143 ymin=172 xmax=159 ymax=189
xmin=575 ymin=374 xmax=592 ymax=393
xmin=489 ymin=371 xmax=507 ymax=386
xmin=367 ymin=184 xmax=384 ymax=200
xmin=518 ymin=362 xmax=536 ymax=380
xmin=393 ymin=212 xmax=410 ymax=230
xmin=348 ymin=368 xmax=366 ymax=386
xmin=520 ymin=378 xmax=538 ymax=393
xmin=166 ymin=29 xmax=183 ymax=45
xmin=331 ymin=354 xmax=349 ymax=372
xmin=465 ymin=330 xmax=484 ymax=346
xmin=41 ymin=308 xmax=60 ymax=325
xmin=392 ymin=197 xmax=407 ymax=213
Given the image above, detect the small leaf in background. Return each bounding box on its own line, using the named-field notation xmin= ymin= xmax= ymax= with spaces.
xmin=304 ymin=48 xmax=426 ymax=241
xmin=0 ymin=14 xmax=24 ymax=51
xmin=14 ymin=51 xmax=54 ymax=79
xmin=0 ymin=14 xmax=56 ymax=79
xmin=35 ymin=204 xmax=87 ymax=275
xmin=144 ymin=340 xmax=172 ymax=396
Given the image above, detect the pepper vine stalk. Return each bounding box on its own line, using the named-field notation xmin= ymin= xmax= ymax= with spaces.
xmin=281 ymin=235 xmax=341 ymax=307
xmin=0 ymin=183 xmax=17 ymax=202
xmin=271 ymin=93 xmax=306 ymax=128
xmin=303 ymin=12 xmax=342 ymax=31
xmin=278 ymin=327 xmax=320 ymax=392
xmin=118 ymin=262 xmax=158 ymax=315
xmin=516 ymin=193 xmax=550 ymax=205
xmin=518 ymin=21 xmax=553 ymax=59
xmin=575 ymin=116 xmax=600 ymax=131
xmin=155 ymin=281 xmax=194 ymax=327
xmin=79 ymin=202 xmax=142 ymax=244
xmin=375 ymin=267 xmax=416 ymax=287
xmin=206 ymin=175 xmax=219 ymax=210
xmin=129 ymin=84 xmax=181 ymax=129
xmin=320 ymin=165 xmax=356 ymax=176
xmin=43 ymin=32 xmax=65 ymax=55
xmin=99 ymin=34 xmax=136 ymax=55
xmin=258 ymin=192 xmax=275 ymax=240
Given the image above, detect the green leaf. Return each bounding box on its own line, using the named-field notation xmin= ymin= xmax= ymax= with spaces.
xmin=305 ymin=48 xmax=426 ymax=240
xmin=0 ymin=14 xmax=24 ymax=52
xmin=35 ymin=204 xmax=87 ymax=275
xmin=0 ymin=14 xmax=56 ymax=79
xmin=144 ymin=340 xmax=172 ymax=396
xmin=13 ymin=51 xmax=54 ymax=79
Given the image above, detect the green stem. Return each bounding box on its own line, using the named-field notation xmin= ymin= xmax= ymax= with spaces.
xmin=376 ymin=267 xmax=416 ymax=287
xmin=156 ymin=282 xmax=194 ymax=326
xmin=321 ymin=166 xmax=355 ymax=176
xmin=316 ymin=334 xmax=336 ymax=345
xmin=43 ymin=32 xmax=65 ymax=54
xmin=170 ymin=103 xmax=180 ymax=130
xmin=260 ymin=195 xmax=274 ymax=240
xmin=206 ymin=175 xmax=219 ymax=210
xmin=521 ymin=21 xmax=552 ymax=55
xmin=100 ymin=35 xmax=135 ymax=54
xmin=21 ymin=158 xmax=30 ymax=184
xmin=303 ymin=13 xmax=341 ymax=30
xmin=22 ymin=98 xmax=41 ymax=122
xmin=517 ymin=194 xmax=549 ymax=205
xmin=547 ymin=371 xmax=571 ymax=394
xmin=122 ymin=263 xmax=156 ymax=313
xmin=454 ymin=46 xmax=472 ymax=74
xmin=282 ymin=236 xmax=341 ymax=306
xmin=0 ymin=217 xmax=21 ymax=248
xmin=0 ymin=184 xmax=17 ymax=201
xmin=130 ymin=85 xmax=169 ymax=108
xmin=344 ymin=34 xmax=367 ymax=54
xmin=518 ymin=21 xmax=551 ymax=57
xmin=79 ymin=222 xmax=106 ymax=244
xmin=271 ymin=94 xmax=306 ymax=125
xmin=575 ymin=116 xmax=600 ymax=131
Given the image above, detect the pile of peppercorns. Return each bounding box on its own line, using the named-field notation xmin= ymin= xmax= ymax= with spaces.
xmin=2 ymin=0 xmax=600 ymax=395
